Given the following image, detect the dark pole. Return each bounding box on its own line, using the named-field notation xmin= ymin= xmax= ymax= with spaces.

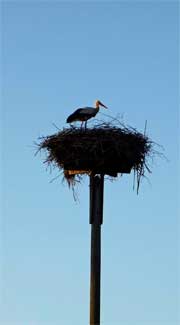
xmin=89 ymin=174 xmax=104 ymax=325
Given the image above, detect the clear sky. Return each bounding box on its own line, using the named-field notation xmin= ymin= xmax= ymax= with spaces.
xmin=1 ymin=1 xmax=179 ymax=325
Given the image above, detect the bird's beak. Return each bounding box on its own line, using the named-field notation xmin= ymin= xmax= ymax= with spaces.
xmin=99 ymin=101 xmax=108 ymax=109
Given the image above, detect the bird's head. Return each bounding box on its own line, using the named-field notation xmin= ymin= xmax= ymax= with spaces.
xmin=95 ymin=100 xmax=108 ymax=109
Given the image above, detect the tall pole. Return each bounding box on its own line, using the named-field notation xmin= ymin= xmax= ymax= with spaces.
xmin=89 ymin=174 xmax=104 ymax=325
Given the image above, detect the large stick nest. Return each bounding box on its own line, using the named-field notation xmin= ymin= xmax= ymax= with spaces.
xmin=37 ymin=121 xmax=155 ymax=193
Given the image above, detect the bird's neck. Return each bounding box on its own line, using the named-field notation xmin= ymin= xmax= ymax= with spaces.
xmin=95 ymin=104 xmax=100 ymax=111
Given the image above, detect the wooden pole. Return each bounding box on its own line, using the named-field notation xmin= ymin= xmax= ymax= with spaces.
xmin=89 ymin=174 xmax=104 ymax=325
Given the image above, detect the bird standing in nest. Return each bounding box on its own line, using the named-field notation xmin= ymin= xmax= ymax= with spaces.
xmin=66 ymin=100 xmax=108 ymax=129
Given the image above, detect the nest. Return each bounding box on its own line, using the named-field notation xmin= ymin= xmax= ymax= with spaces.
xmin=37 ymin=120 xmax=156 ymax=193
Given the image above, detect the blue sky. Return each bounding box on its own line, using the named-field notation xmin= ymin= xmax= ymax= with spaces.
xmin=1 ymin=1 xmax=179 ymax=325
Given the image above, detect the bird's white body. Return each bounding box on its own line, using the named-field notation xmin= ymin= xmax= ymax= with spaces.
xmin=66 ymin=100 xmax=107 ymax=128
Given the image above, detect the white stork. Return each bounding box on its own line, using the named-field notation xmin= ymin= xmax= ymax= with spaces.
xmin=66 ymin=100 xmax=108 ymax=128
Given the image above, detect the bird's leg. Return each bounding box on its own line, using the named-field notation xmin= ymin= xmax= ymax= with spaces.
xmin=85 ymin=121 xmax=87 ymax=129
xmin=81 ymin=121 xmax=83 ymax=129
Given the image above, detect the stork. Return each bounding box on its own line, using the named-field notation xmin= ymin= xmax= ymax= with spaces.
xmin=66 ymin=100 xmax=108 ymax=128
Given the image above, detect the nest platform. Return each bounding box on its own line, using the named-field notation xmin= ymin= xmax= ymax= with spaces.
xmin=37 ymin=122 xmax=153 ymax=191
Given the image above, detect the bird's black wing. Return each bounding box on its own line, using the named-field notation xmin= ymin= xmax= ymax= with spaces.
xmin=66 ymin=108 xmax=84 ymax=123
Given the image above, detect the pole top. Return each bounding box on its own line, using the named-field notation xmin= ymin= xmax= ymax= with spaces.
xmin=89 ymin=174 xmax=104 ymax=225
